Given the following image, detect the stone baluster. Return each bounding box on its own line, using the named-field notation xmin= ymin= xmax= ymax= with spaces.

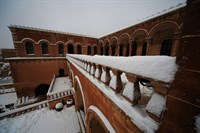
xmin=84 ymin=62 xmax=88 ymax=70
xmin=124 ymin=73 xmax=141 ymax=105
xmin=110 ymin=69 xmax=123 ymax=93
xmin=95 ymin=65 xmax=102 ymax=80
xmin=101 ymin=66 xmax=111 ymax=86
xmin=87 ymin=62 xmax=91 ymax=73
xmin=90 ymin=63 xmax=96 ymax=76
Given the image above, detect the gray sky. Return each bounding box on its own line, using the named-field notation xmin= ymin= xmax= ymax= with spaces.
xmin=0 ymin=0 xmax=185 ymax=49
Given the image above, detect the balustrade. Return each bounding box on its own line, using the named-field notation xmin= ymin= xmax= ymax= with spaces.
xmin=67 ymin=54 xmax=170 ymax=123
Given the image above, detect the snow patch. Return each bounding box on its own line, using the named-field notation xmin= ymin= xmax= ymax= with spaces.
xmin=146 ymin=93 xmax=166 ymax=117
xmin=109 ymin=75 xmax=117 ymax=90
xmin=0 ymin=106 xmax=80 ymax=133
xmin=122 ymin=82 xmax=134 ymax=101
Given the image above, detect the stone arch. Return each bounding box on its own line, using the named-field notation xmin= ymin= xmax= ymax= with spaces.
xmin=38 ymin=39 xmax=51 ymax=45
xmin=87 ymin=105 xmax=115 ymax=133
xmin=149 ymin=21 xmax=179 ymax=55
xmin=119 ymin=33 xmax=131 ymax=56
xmin=55 ymin=41 xmax=65 ymax=46
xmin=21 ymin=38 xmax=37 ymax=44
xmin=131 ymin=29 xmax=148 ymax=56
xmin=149 ymin=21 xmax=179 ymax=35
xmin=74 ymin=76 xmax=86 ymax=113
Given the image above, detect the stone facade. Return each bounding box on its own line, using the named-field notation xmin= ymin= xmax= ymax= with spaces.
xmin=3 ymin=1 xmax=200 ymax=132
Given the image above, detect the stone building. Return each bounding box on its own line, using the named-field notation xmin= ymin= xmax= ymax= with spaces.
xmin=3 ymin=0 xmax=200 ymax=132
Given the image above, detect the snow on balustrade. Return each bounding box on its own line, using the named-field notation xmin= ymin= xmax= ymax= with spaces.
xmin=67 ymin=54 xmax=178 ymax=83
xmin=109 ymin=75 xmax=117 ymax=90
xmin=67 ymin=55 xmax=160 ymax=132
xmin=90 ymin=65 xmax=95 ymax=75
xmin=95 ymin=67 xmax=101 ymax=78
xmin=146 ymin=93 xmax=166 ymax=117
xmin=122 ymin=82 xmax=135 ymax=101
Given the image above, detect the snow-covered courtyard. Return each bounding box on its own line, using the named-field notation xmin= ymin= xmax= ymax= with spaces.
xmin=0 ymin=106 xmax=81 ymax=133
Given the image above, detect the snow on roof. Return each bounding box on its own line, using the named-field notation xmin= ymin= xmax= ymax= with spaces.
xmin=0 ymin=106 xmax=80 ymax=133
xmin=9 ymin=25 xmax=97 ymax=39
xmin=67 ymin=54 xmax=178 ymax=83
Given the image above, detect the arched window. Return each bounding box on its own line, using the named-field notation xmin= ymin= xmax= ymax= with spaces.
xmin=93 ymin=46 xmax=97 ymax=55
xmin=25 ymin=41 xmax=34 ymax=54
xmin=160 ymin=39 xmax=173 ymax=56
xmin=68 ymin=44 xmax=74 ymax=54
xmin=41 ymin=43 xmax=48 ymax=54
xmin=142 ymin=42 xmax=147 ymax=55
xmin=132 ymin=41 xmax=138 ymax=56
xmin=88 ymin=46 xmax=91 ymax=55
xmin=58 ymin=44 xmax=64 ymax=55
xmin=76 ymin=45 xmax=82 ymax=54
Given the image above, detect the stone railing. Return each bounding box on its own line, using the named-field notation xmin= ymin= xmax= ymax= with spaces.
xmin=47 ymin=90 xmax=74 ymax=100
xmin=67 ymin=54 xmax=174 ymax=124
xmin=0 ymin=100 xmax=49 ymax=119
xmin=0 ymin=87 xmax=16 ymax=94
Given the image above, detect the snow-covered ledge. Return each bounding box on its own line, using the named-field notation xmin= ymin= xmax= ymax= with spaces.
xmin=67 ymin=54 xmax=177 ymax=83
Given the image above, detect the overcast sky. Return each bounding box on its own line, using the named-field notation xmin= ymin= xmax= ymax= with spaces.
xmin=0 ymin=0 xmax=185 ymax=49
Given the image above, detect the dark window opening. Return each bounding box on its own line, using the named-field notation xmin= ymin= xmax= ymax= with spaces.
xmin=104 ymin=46 xmax=109 ymax=55
xmin=58 ymin=44 xmax=64 ymax=55
xmin=142 ymin=42 xmax=147 ymax=55
xmin=68 ymin=44 xmax=74 ymax=54
xmin=126 ymin=44 xmax=129 ymax=56
xmin=94 ymin=46 xmax=97 ymax=55
xmin=160 ymin=39 xmax=173 ymax=56
xmin=101 ymin=47 xmax=103 ymax=55
xmin=132 ymin=41 xmax=138 ymax=56
xmin=41 ymin=43 xmax=48 ymax=54
xmin=88 ymin=46 xmax=91 ymax=55
xmin=111 ymin=46 xmax=115 ymax=56
xmin=25 ymin=42 xmax=34 ymax=54
xmin=35 ymin=84 xmax=49 ymax=98
xmin=77 ymin=45 xmax=82 ymax=54
xmin=59 ymin=68 xmax=65 ymax=77
xmin=119 ymin=46 xmax=123 ymax=56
